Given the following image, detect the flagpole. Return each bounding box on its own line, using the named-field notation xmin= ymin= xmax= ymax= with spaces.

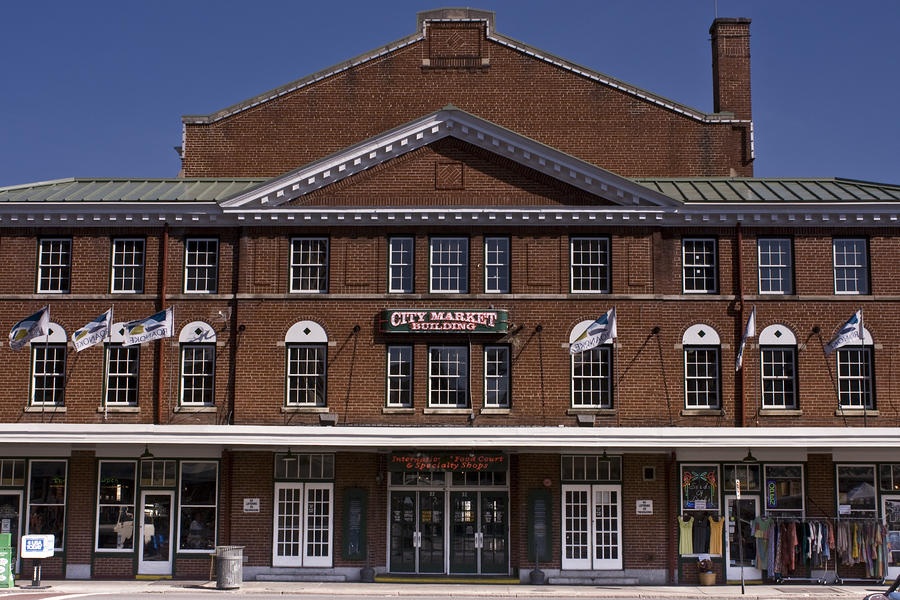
xmin=104 ymin=306 xmax=114 ymax=421
xmin=859 ymin=308 xmax=866 ymax=428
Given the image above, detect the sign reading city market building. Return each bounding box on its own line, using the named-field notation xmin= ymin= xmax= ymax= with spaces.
xmin=379 ymin=309 xmax=508 ymax=334
xmin=390 ymin=452 xmax=507 ymax=473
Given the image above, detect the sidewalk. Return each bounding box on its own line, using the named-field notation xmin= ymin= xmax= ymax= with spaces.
xmin=1 ymin=579 xmax=885 ymax=599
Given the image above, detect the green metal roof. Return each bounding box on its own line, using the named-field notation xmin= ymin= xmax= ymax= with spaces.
xmin=0 ymin=178 xmax=265 ymax=203
xmin=635 ymin=177 xmax=900 ymax=203
xmin=2 ymin=176 xmax=900 ymax=205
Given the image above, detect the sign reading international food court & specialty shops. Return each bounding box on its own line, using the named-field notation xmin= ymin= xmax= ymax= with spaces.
xmin=379 ymin=309 xmax=508 ymax=333
xmin=389 ymin=452 xmax=507 ymax=473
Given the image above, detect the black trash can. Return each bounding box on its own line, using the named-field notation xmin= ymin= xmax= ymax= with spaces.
xmin=215 ymin=545 xmax=244 ymax=589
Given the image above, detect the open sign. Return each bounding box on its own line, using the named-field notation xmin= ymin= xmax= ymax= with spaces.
xmin=21 ymin=535 xmax=55 ymax=558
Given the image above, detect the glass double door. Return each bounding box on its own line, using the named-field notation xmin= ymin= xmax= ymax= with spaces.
xmin=389 ymin=490 xmax=508 ymax=575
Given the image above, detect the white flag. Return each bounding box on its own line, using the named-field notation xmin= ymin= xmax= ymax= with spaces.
xmin=8 ymin=306 xmax=50 ymax=351
xmin=735 ymin=306 xmax=756 ymax=371
xmin=72 ymin=309 xmax=112 ymax=352
xmin=123 ymin=307 xmax=174 ymax=347
xmin=569 ymin=308 xmax=617 ymax=355
xmin=824 ymin=310 xmax=863 ymax=356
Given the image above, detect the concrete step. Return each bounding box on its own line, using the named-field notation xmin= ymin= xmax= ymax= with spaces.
xmin=549 ymin=572 xmax=641 ymax=586
xmin=254 ymin=572 xmax=347 ymax=583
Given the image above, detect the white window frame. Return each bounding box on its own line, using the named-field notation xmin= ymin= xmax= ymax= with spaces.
xmin=26 ymin=459 xmax=67 ymax=550
xmin=388 ymin=237 xmax=414 ymax=293
xmin=428 ymin=345 xmax=469 ymax=408
xmin=561 ymin=484 xmax=622 ymax=570
xmin=484 ymin=237 xmax=510 ymax=293
xmin=111 ymin=238 xmax=145 ymax=293
xmin=833 ymin=238 xmax=869 ymax=295
xmin=272 ymin=482 xmax=334 ymax=567
xmin=570 ymin=237 xmax=610 ymax=293
xmin=29 ymin=321 xmax=67 ymax=406
xmin=184 ymin=238 xmax=219 ymax=294
xmin=285 ymin=321 xmax=328 ymax=407
xmin=484 ymin=345 xmax=510 ymax=408
xmin=683 ymin=324 xmax=720 ymax=409
xmin=836 ymin=332 xmax=875 ymax=410
xmin=386 ymin=345 xmax=413 ymax=408
xmin=37 ymin=238 xmax=71 ymax=293
xmin=682 ymin=238 xmax=718 ymax=294
xmin=289 ymin=237 xmax=329 ymax=293
xmin=429 ymin=237 xmax=468 ymax=293
xmin=104 ymin=343 xmax=140 ymax=407
xmin=178 ymin=321 xmax=217 ymax=407
xmin=836 ymin=464 xmax=877 ymax=518
xmin=759 ymin=324 xmax=798 ymax=409
xmin=757 ymin=237 xmax=793 ymax=295
xmin=177 ymin=461 xmax=218 ymax=553
xmin=95 ymin=460 xmax=137 ymax=552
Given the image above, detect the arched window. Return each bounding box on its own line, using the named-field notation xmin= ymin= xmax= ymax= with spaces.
xmin=285 ymin=321 xmax=327 ymax=407
xmin=682 ymin=324 xmax=720 ymax=409
xmin=30 ymin=321 xmax=67 ymax=407
xmin=759 ymin=325 xmax=798 ymax=410
xmin=105 ymin=322 xmax=140 ymax=407
xmin=179 ymin=321 xmax=216 ymax=406
xmin=569 ymin=320 xmax=614 ymax=409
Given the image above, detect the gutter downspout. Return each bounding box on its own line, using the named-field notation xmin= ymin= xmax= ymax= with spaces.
xmin=156 ymin=224 xmax=169 ymax=425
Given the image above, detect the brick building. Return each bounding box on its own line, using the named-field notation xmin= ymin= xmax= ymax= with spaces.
xmin=1 ymin=7 xmax=899 ymax=587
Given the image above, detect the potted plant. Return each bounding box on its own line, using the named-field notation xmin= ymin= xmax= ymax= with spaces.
xmin=697 ymin=557 xmax=716 ymax=586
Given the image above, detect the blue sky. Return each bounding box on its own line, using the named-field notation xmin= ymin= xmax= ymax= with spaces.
xmin=1 ymin=0 xmax=898 ymax=187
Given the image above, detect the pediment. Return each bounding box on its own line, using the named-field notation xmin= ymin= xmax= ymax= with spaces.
xmin=220 ymin=107 xmax=679 ymax=212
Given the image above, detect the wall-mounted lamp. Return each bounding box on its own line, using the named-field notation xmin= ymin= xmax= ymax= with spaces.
xmin=598 ymin=449 xmax=610 ymax=462
xmin=282 ymin=448 xmax=297 ymax=464
xmin=742 ymin=449 xmax=758 ymax=463
xmin=139 ymin=444 xmax=154 ymax=460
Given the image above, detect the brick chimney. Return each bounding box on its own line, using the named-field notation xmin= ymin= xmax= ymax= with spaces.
xmin=710 ymin=17 xmax=752 ymax=120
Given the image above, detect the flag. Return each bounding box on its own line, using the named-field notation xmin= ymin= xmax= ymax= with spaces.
xmin=72 ymin=308 xmax=112 ymax=352
xmin=735 ymin=305 xmax=756 ymax=371
xmin=569 ymin=308 xmax=617 ymax=355
xmin=123 ymin=307 xmax=174 ymax=347
xmin=824 ymin=309 xmax=863 ymax=356
xmin=8 ymin=306 xmax=50 ymax=351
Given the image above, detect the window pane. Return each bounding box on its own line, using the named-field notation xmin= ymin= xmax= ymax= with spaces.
xmin=570 ymin=238 xmax=610 ymax=293
xmin=760 ymin=347 xmax=797 ymax=409
xmin=28 ymin=460 xmax=67 ymax=548
xmin=484 ymin=345 xmax=510 ymax=408
xmin=837 ymin=347 xmax=874 ymax=409
xmin=684 ymin=347 xmax=719 ymax=408
xmin=833 ymin=238 xmax=869 ymax=294
xmin=38 ymin=239 xmax=71 ymax=293
xmin=179 ymin=462 xmax=217 ymax=551
xmin=389 ymin=237 xmax=414 ymax=293
xmin=181 ymin=345 xmax=215 ymax=405
xmin=764 ymin=465 xmax=804 ymax=514
xmin=572 ymin=346 xmax=612 ymax=408
xmin=837 ymin=465 xmax=876 ymax=516
xmin=429 ymin=346 xmax=469 ymax=407
xmin=386 ymin=346 xmax=413 ymax=407
xmin=105 ymin=345 xmax=139 ymax=405
xmin=287 ymin=345 xmax=326 ymax=406
xmin=484 ymin=237 xmax=510 ymax=293
xmin=111 ymin=238 xmax=145 ymax=293
xmin=32 ymin=345 xmax=67 ymax=405
xmin=430 ymin=238 xmax=468 ymax=293
xmin=290 ymin=238 xmax=329 ymax=292
xmin=185 ymin=239 xmax=218 ymax=293
xmin=682 ymin=238 xmax=717 ymax=293
xmin=97 ymin=461 xmax=136 ymax=550
xmin=758 ymin=238 xmax=792 ymax=294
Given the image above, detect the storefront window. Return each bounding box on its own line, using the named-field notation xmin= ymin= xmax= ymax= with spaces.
xmin=680 ymin=465 xmax=719 ymax=511
xmin=724 ymin=464 xmax=761 ymax=491
xmin=275 ymin=453 xmax=335 ymax=481
xmin=140 ymin=459 xmax=176 ymax=487
xmin=879 ymin=464 xmax=900 ymax=491
xmin=96 ymin=461 xmax=136 ymax=551
xmin=179 ymin=462 xmax=217 ymax=551
xmin=837 ymin=464 xmax=876 ymax=517
xmin=27 ymin=460 xmax=66 ymax=549
xmin=763 ymin=464 xmax=804 ymax=516
xmin=0 ymin=460 xmax=25 ymax=486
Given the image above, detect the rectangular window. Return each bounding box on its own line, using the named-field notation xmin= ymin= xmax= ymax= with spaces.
xmin=388 ymin=237 xmax=414 ymax=293
xmin=386 ymin=346 xmax=413 ymax=407
xmin=290 ymin=238 xmax=329 ymax=293
xmin=286 ymin=345 xmax=326 ymax=406
xmin=111 ymin=238 xmax=145 ymax=293
xmin=96 ymin=461 xmax=136 ymax=551
xmin=684 ymin=347 xmax=720 ymax=408
xmin=179 ymin=461 xmax=218 ymax=551
xmin=32 ymin=344 xmax=67 ymax=406
xmin=184 ymin=238 xmax=218 ymax=293
xmin=180 ymin=345 xmax=215 ymax=406
xmin=484 ymin=237 xmax=510 ymax=293
xmin=760 ymin=347 xmax=797 ymax=409
xmin=758 ymin=238 xmax=793 ymax=294
xmin=430 ymin=237 xmax=468 ymax=293
xmin=837 ymin=347 xmax=874 ymax=409
xmin=0 ymin=460 xmax=25 ymax=486
xmin=763 ymin=464 xmax=804 ymax=516
xmin=484 ymin=345 xmax=510 ymax=408
xmin=680 ymin=465 xmax=720 ymax=512
xmin=837 ymin=464 xmax=876 ymax=517
xmin=105 ymin=344 xmax=139 ymax=406
xmin=572 ymin=346 xmax=612 ymax=408
xmin=274 ymin=453 xmax=335 ymax=480
xmin=27 ymin=460 xmax=67 ymax=549
xmin=37 ymin=238 xmax=71 ymax=293
xmin=561 ymin=455 xmax=622 ymax=482
xmin=570 ymin=237 xmax=610 ymax=293
xmin=833 ymin=238 xmax=869 ymax=294
xmin=682 ymin=238 xmax=718 ymax=294
xmin=428 ymin=345 xmax=469 ymax=407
